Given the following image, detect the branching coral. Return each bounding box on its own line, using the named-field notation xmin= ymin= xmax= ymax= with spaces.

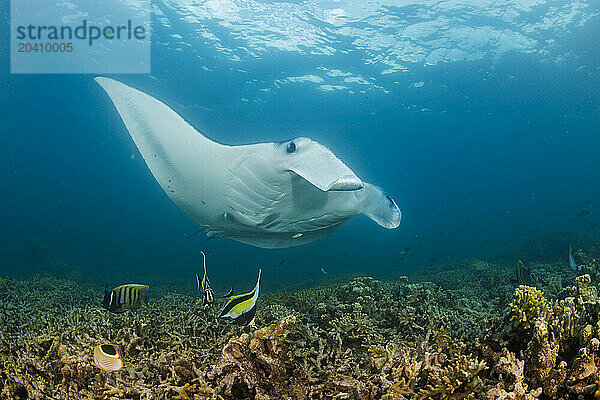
xmin=5 ymin=243 xmax=600 ymax=400
xmin=509 ymin=285 xmax=548 ymax=330
xmin=419 ymin=354 xmax=486 ymax=399
xmin=0 ymin=277 xmax=231 ymax=399
xmin=208 ymin=315 xmax=308 ymax=399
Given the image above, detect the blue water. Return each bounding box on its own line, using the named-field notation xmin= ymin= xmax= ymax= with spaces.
xmin=1 ymin=1 xmax=599 ymax=292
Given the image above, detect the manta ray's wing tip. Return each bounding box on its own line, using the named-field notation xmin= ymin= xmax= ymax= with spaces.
xmin=94 ymin=76 xmax=107 ymax=85
xmin=94 ymin=76 xmax=119 ymax=90
xmin=94 ymin=77 xmax=128 ymax=95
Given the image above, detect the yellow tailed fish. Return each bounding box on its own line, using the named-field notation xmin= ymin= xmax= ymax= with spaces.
xmin=102 ymin=284 xmax=151 ymax=313
xmin=219 ymin=269 xmax=261 ymax=326
xmin=92 ymin=344 xmax=123 ymax=372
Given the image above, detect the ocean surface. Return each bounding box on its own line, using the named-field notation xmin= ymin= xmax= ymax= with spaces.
xmin=1 ymin=0 xmax=599 ymax=293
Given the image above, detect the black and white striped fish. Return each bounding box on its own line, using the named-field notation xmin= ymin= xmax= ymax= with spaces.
xmin=196 ymin=251 xmax=215 ymax=308
xmin=219 ymin=269 xmax=261 ymax=326
xmin=102 ymin=284 xmax=150 ymax=313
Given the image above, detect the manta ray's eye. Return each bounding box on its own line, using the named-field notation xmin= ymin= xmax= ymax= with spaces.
xmin=286 ymin=141 xmax=296 ymax=153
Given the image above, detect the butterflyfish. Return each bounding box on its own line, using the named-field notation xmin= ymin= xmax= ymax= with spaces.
xmin=92 ymin=344 xmax=123 ymax=372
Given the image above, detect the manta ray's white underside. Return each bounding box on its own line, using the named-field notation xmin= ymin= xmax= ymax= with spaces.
xmin=95 ymin=77 xmax=401 ymax=248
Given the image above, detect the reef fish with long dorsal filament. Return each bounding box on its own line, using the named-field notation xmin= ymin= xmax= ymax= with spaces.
xmin=219 ymin=269 xmax=261 ymax=326
xmin=196 ymin=251 xmax=215 ymax=308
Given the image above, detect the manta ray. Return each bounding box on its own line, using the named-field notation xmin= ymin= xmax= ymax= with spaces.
xmin=95 ymin=77 xmax=401 ymax=248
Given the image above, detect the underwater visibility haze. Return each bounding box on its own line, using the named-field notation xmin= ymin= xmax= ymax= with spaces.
xmin=1 ymin=0 xmax=599 ymax=288
xmin=1 ymin=0 xmax=600 ymax=398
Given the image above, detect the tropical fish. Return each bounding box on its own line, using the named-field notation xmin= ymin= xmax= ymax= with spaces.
xmin=92 ymin=344 xmax=123 ymax=372
xmin=219 ymin=269 xmax=261 ymax=326
xmin=321 ymin=266 xmax=328 ymax=275
xmin=516 ymin=260 xmax=531 ymax=286
xmin=102 ymin=284 xmax=150 ymax=313
xmin=577 ymin=210 xmax=591 ymax=218
xmin=196 ymin=251 xmax=215 ymax=308
xmin=569 ymin=245 xmax=579 ymax=271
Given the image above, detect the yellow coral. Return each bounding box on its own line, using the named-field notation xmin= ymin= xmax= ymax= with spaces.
xmin=509 ymin=285 xmax=548 ymax=330
xmin=367 ymin=344 xmax=386 ymax=358
xmin=595 ymin=378 xmax=600 ymax=399
xmin=0 ymin=276 xmax=6 ymax=285
xmin=178 ymin=383 xmax=197 ymax=400
xmin=421 ymin=354 xmax=486 ymax=398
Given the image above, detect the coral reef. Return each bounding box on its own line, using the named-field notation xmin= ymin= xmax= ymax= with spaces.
xmin=0 ymin=277 xmax=228 ymax=399
xmin=481 ymin=271 xmax=600 ymax=399
xmin=3 ymin=236 xmax=600 ymax=399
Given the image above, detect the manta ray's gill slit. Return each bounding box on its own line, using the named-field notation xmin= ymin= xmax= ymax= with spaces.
xmin=263 ymin=220 xmax=280 ymax=229
xmin=230 ymin=162 xmax=280 ymax=198
xmin=226 ymin=164 xmax=283 ymax=217
xmin=277 ymin=213 xmax=345 ymax=232
xmin=226 ymin=182 xmax=272 ymax=216
xmin=257 ymin=213 xmax=279 ymax=227
xmin=225 ymin=197 xmax=257 ymax=222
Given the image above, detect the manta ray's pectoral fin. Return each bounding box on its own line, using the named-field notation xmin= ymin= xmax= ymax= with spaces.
xmin=94 ymin=77 xmax=221 ymax=212
xmin=361 ymin=183 xmax=402 ymax=229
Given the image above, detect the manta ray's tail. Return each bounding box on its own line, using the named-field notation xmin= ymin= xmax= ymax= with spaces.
xmin=361 ymin=183 xmax=402 ymax=229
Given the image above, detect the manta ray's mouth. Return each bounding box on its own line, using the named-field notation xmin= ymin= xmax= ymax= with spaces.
xmin=289 ymin=170 xmax=364 ymax=192
xmin=327 ymin=176 xmax=364 ymax=191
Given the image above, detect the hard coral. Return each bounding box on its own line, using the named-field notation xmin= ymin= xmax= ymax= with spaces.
xmin=483 ymin=271 xmax=600 ymax=400
xmin=208 ymin=315 xmax=303 ymax=400
xmin=509 ymin=285 xmax=548 ymax=330
xmin=177 ymin=382 xmax=197 ymax=400
xmin=485 ymin=348 xmax=542 ymax=400
xmin=0 ymin=275 xmax=229 ymax=400
xmin=420 ymin=354 xmax=486 ymax=399
xmin=8 ymin=244 xmax=600 ymax=400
